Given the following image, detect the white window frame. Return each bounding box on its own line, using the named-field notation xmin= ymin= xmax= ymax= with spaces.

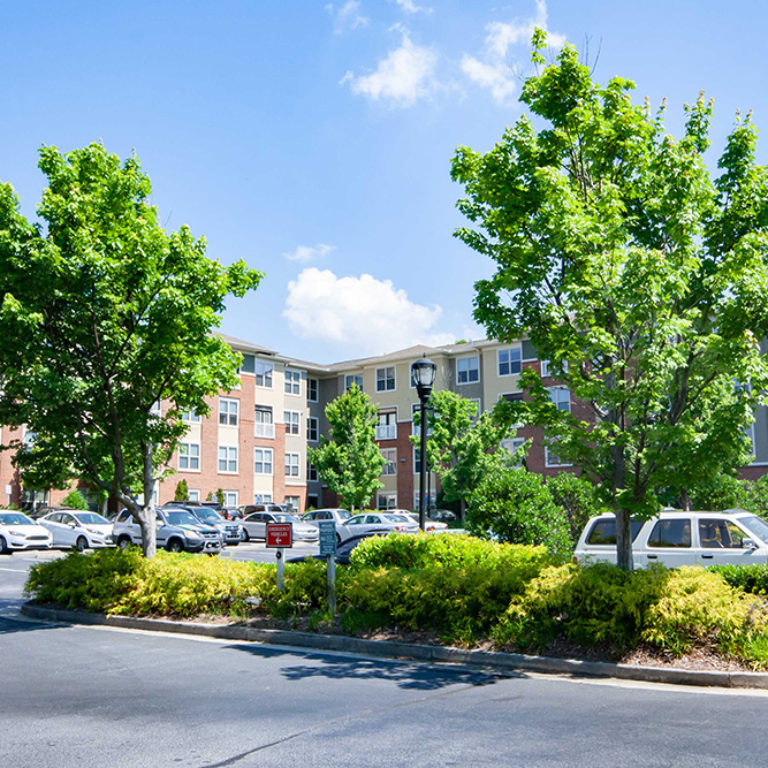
xmin=413 ymin=446 xmax=423 ymax=475
xmin=255 ymin=361 xmax=273 ymax=388
xmin=411 ymin=403 xmax=433 ymax=437
xmin=284 ymin=410 xmax=301 ymax=436
xmin=307 ymin=416 xmax=319 ymax=442
xmin=541 ymin=360 xmax=568 ymax=378
xmin=187 ymin=489 xmax=200 ymax=502
xmin=254 ymin=405 xmax=275 ymax=438
xmin=254 ymin=448 xmax=273 ymax=475
xmin=456 ymin=356 xmax=480 ymax=385
xmin=223 ymin=491 xmax=238 ymax=506
xmin=376 ymin=366 xmax=396 ymax=392
xmin=178 ymin=442 xmax=200 ymax=471
xmin=218 ymin=445 xmax=238 ymax=474
xmin=181 ymin=411 xmax=201 ymax=423
xmin=345 ymin=374 xmax=363 ymax=391
xmin=307 ymin=378 xmax=318 ymax=403
xmin=497 ymin=347 xmax=522 ymax=377
xmin=219 ymin=397 xmax=239 ymax=426
xmin=381 ymin=448 xmax=397 ymax=476
xmin=377 ymin=492 xmax=397 ymax=510
xmin=285 ymin=369 xmax=301 ymax=395
xmin=548 ymin=387 xmax=571 ymax=413
xmin=285 ymin=452 xmax=300 ymax=477
xmin=376 ymin=411 xmax=397 ymax=440
xmin=545 ymin=445 xmax=572 ymax=468
xmin=284 ymin=495 xmax=301 ymax=512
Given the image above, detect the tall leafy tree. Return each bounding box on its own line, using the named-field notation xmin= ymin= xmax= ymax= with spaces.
xmin=309 ymin=384 xmax=385 ymax=511
xmin=452 ymin=33 xmax=768 ymax=569
xmin=0 ymin=143 xmax=262 ymax=556
xmin=414 ymin=390 xmax=516 ymax=520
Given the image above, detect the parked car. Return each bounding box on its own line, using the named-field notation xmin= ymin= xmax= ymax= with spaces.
xmin=402 ymin=513 xmax=448 ymax=532
xmin=220 ymin=506 xmax=243 ymax=521
xmin=429 ymin=509 xmax=457 ymax=523
xmin=0 ymin=510 xmax=53 ymax=554
xmin=574 ymin=509 xmax=768 ymax=568
xmin=288 ymin=531 xmax=390 ymax=564
xmin=173 ymin=505 xmax=243 ymax=545
xmin=301 ymin=508 xmax=352 ymax=527
xmin=240 ymin=511 xmax=319 ymax=542
xmin=241 ymin=503 xmax=288 ymax=517
xmin=112 ymin=507 xmax=222 ymax=554
xmin=38 ymin=510 xmax=113 ymax=551
xmin=335 ymin=512 xmax=419 ymax=543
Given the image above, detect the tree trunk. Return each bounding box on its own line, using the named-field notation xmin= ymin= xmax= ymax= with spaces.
xmin=459 ymin=498 xmax=466 ymax=523
xmin=615 ymin=507 xmax=633 ymax=571
xmin=680 ymin=490 xmax=692 ymax=512
xmin=140 ymin=441 xmax=157 ymax=558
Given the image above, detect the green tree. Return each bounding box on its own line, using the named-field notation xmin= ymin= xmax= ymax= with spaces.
xmin=452 ymin=34 xmax=768 ymax=569
xmin=468 ymin=461 xmax=571 ymax=557
xmin=546 ymin=472 xmax=605 ymax=546
xmin=174 ymin=479 xmax=190 ymax=502
xmin=0 ymin=143 xmax=262 ymax=557
xmin=61 ymin=489 xmax=89 ymax=511
xmin=414 ymin=391 xmax=517 ymax=521
xmin=309 ymin=385 xmax=385 ymax=511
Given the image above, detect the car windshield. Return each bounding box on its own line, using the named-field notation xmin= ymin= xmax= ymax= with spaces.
xmin=385 ymin=514 xmax=411 ymax=523
xmin=163 ymin=511 xmax=201 ymax=527
xmin=73 ymin=512 xmax=110 ymax=525
xmin=0 ymin=512 xmax=34 ymax=525
xmin=274 ymin=514 xmax=300 ymax=524
xmin=196 ymin=510 xmax=223 ymax=523
xmin=737 ymin=515 xmax=768 ymax=543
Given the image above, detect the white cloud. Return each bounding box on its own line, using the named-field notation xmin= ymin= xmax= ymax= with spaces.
xmin=326 ymin=1 xmax=369 ymax=34
xmin=283 ymin=243 xmax=335 ymax=263
xmin=393 ymin=0 xmax=432 ymax=14
xmin=461 ymin=0 xmax=566 ymax=106
xmin=341 ymin=30 xmax=438 ymax=107
xmin=283 ymin=268 xmax=455 ymax=356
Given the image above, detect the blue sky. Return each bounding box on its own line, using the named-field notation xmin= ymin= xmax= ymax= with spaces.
xmin=2 ymin=0 xmax=766 ymax=363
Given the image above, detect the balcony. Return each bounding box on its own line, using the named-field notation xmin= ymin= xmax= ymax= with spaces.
xmin=254 ymin=423 xmax=275 ymax=439
xmin=375 ymin=424 xmax=397 ymax=441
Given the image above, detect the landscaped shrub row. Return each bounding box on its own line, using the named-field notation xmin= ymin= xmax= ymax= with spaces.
xmin=24 ymin=535 xmax=768 ymax=668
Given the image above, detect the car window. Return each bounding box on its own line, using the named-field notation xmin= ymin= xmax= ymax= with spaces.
xmin=46 ymin=513 xmax=62 ymax=524
xmin=364 ymin=515 xmax=380 ymax=524
xmin=738 ymin=515 xmax=768 ymax=544
xmin=385 ymin=514 xmax=410 ymax=523
xmin=117 ymin=510 xmax=132 ymax=523
xmin=74 ymin=512 xmax=109 ymax=525
xmin=337 ymin=510 xmax=352 ymax=520
xmin=699 ymin=519 xmax=750 ymax=549
xmin=347 ymin=516 xmax=363 ymax=525
xmin=0 ymin=512 xmax=34 ymax=525
xmin=61 ymin=514 xmax=75 ymax=525
xmin=586 ymin=518 xmax=643 ymax=545
xmin=164 ymin=511 xmax=201 ymax=527
xmin=648 ymin=519 xmax=691 ymax=548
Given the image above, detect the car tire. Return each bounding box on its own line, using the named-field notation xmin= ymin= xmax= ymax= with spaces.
xmin=241 ymin=529 xmax=250 ymax=542
xmin=117 ymin=536 xmax=132 ymax=550
xmin=166 ymin=539 xmax=184 ymax=553
xmin=75 ymin=536 xmax=88 ymax=553
xmin=0 ymin=536 xmax=9 ymax=555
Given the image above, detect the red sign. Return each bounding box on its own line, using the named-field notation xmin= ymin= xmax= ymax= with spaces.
xmin=266 ymin=523 xmax=293 ymax=548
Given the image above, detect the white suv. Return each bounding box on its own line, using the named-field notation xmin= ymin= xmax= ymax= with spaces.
xmin=574 ymin=509 xmax=768 ymax=568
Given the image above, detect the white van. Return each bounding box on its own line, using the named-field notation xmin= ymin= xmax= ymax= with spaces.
xmin=573 ymin=509 xmax=768 ymax=568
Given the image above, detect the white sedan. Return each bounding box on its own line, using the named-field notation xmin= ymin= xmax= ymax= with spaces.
xmin=0 ymin=510 xmax=53 ymax=553
xmin=403 ymin=513 xmax=449 ymax=532
xmin=336 ymin=512 xmax=419 ymax=543
xmin=241 ymin=512 xmax=319 ymax=542
xmin=38 ymin=510 xmax=114 ymax=551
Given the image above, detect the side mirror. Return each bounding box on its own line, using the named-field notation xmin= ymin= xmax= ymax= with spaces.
xmin=743 ymin=539 xmax=759 ymax=550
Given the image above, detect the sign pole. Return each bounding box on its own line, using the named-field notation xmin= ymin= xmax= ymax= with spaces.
xmin=326 ymin=554 xmax=336 ymax=615
xmin=265 ymin=522 xmax=293 ymax=592
xmin=276 ymin=549 xmax=285 ymax=591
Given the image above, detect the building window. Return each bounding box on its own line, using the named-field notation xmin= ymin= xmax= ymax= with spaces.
xmin=457 ymin=356 xmax=479 ymax=384
xmin=545 ymin=444 xmax=572 ymax=468
xmin=218 ymin=446 xmax=238 ymax=473
xmin=345 ymin=374 xmax=363 ymax=391
xmin=254 ymin=493 xmax=273 ymax=504
xmin=376 ymin=366 xmax=396 ymax=392
xmin=188 ymin=489 xmax=200 ymax=502
xmin=285 ymin=496 xmax=300 ymax=512
xmin=376 ymin=411 xmax=397 ymax=440
xmin=178 ymin=442 xmax=200 ymax=471
xmin=181 ymin=411 xmax=201 ymax=423
xmin=381 ymin=448 xmax=397 ymax=476
xmin=501 ymin=438 xmax=526 ymax=467
xmin=307 ymin=378 xmax=318 ymax=402
xmin=308 ymin=463 xmax=318 ymax=482
xmin=411 ymin=403 xmax=433 ymax=437
xmin=254 ymin=448 xmax=273 ymax=474
xmin=254 ymin=405 xmax=274 ymax=438
xmin=498 ymin=348 xmax=522 ymax=376
xmin=541 ymin=360 xmax=568 ymax=378
xmin=413 ymin=447 xmax=422 ymax=475
xmin=548 ymin=387 xmax=571 ymax=412
xmin=413 ymin=490 xmax=437 ymax=511
xmin=377 ymin=492 xmax=397 ymax=510
xmin=255 ymin=361 xmax=273 ymax=388
xmin=285 ymin=452 xmax=300 ymax=477
xmin=285 ymin=369 xmax=301 ymax=395
xmin=284 ymin=410 xmax=300 ymax=435
xmin=219 ymin=397 xmax=239 ymax=426
xmin=223 ymin=491 xmax=238 ymax=506
xmin=307 ymin=416 xmax=319 ymax=442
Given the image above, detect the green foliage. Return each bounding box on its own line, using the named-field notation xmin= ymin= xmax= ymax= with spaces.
xmin=452 ymin=35 xmax=768 ymax=569
xmin=0 ymin=143 xmax=262 ymax=557
xmin=61 ymin=489 xmax=89 ymax=511
xmin=710 ymin=564 xmax=768 ymax=595
xmin=467 ymin=464 xmax=572 ymax=557
xmin=546 ymin=473 xmax=606 ymax=545
xmin=308 ymin=384 xmax=384 ymax=511
xmin=174 ymin=479 xmax=189 ymax=502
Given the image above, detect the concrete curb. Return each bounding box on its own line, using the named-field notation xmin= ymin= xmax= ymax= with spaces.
xmin=20 ymin=602 xmax=768 ymax=689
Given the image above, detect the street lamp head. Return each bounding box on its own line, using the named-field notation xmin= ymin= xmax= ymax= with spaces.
xmin=411 ymin=356 xmax=437 ymax=398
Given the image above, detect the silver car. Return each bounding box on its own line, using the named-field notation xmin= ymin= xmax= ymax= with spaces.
xmin=241 ymin=512 xmax=319 ymax=542
xmin=38 ymin=510 xmax=114 ymax=551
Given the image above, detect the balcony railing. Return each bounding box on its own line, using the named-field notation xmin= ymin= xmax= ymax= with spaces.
xmin=255 ymin=423 xmax=275 ymax=439
xmin=375 ymin=424 xmax=397 ymax=441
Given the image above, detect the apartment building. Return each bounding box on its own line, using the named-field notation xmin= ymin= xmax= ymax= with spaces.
xmin=3 ymin=333 xmax=768 ymax=512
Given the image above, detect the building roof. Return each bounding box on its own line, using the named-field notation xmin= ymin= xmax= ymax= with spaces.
xmin=217 ymin=333 xmax=277 ymax=356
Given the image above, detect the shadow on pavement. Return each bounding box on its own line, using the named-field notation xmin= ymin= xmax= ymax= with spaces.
xmin=224 ymin=642 xmax=518 ymax=691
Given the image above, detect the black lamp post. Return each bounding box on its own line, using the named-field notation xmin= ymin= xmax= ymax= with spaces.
xmin=411 ymin=356 xmax=437 ymax=532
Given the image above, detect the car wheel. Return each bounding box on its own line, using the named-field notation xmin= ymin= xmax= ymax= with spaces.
xmin=0 ymin=536 xmax=8 ymax=555
xmin=241 ymin=529 xmax=250 ymax=542
xmin=118 ymin=536 xmax=132 ymax=550
xmin=166 ymin=539 xmax=184 ymax=553
xmin=75 ymin=536 xmax=88 ymax=553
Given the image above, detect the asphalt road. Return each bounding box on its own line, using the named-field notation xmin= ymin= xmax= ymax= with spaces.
xmin=4 ymin=548 xmax=768 ymax=768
